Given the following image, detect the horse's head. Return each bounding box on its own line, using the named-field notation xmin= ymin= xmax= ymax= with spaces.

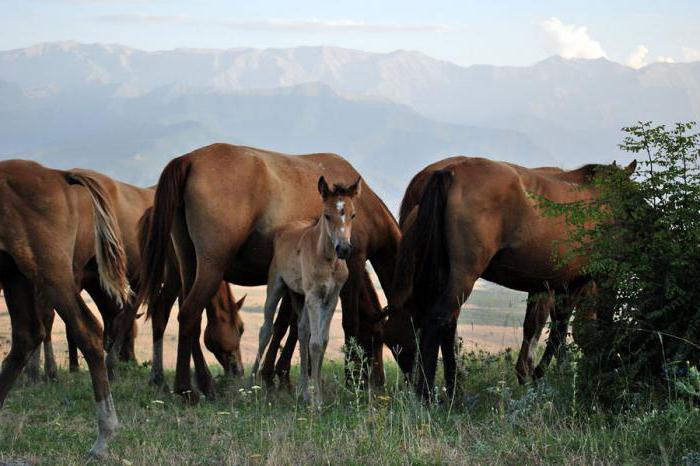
xmin=318 ymin=175 xmax=362 ymax=259
xmin=204 ymin=284 xmax=246 ymax=378
xmin=381 ymin=305 xmax=419 ymax=376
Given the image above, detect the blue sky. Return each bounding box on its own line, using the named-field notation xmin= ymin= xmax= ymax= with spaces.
xmin=2 ymin=0 xmax=700 ymax=66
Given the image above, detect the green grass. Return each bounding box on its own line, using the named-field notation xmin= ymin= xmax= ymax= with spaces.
xmin=1 ymin=351 xmax=698 ymax=465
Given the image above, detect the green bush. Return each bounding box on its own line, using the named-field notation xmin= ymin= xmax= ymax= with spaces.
xmin=546 ymin=122 xmax=700 ymax=405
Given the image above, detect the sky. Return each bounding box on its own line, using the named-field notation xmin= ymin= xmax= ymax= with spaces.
xmin=2 ymin=0 xmax=700 ymax=67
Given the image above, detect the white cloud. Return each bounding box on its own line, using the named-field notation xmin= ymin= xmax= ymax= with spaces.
xmin=541 ymin=17 xmax=607 ymax=59
xmin=96 ymin=14 xmax=191 ymax=24
xmin=656 ymin=56 xmax=675 ymax=64
xmin=683 ymin=47 xmax=700 ymax=62
xmin=626 ymin=45 xmax=648 ymax=69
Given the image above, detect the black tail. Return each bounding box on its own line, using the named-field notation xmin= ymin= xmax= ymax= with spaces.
xmin=410 ymin=169 xmax=454 ymax=317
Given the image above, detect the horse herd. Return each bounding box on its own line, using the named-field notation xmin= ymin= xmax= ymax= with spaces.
xmin=0 ymin=143 xmax=636 ymax=457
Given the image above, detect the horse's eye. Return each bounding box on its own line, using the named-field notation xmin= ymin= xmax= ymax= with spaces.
xmin=324 ymin=214 xmax=330 ymax=220
xmin=351 ymin=213 xmax=356 ymax=219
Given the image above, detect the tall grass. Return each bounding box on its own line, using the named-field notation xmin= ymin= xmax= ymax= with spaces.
xmin=1 ymin=350 xmax=698 ymax=465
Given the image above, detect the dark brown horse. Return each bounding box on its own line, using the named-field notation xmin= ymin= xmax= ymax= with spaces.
xmin=0 ymin=160 xmax=131 ymax=457
xmin=140 ymin=143 xmax=400 ymax=401
xmin=384 ymin=156 xmax=635 ymax=398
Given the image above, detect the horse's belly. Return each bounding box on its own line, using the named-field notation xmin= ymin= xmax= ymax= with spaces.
xmin=481 ymin=248 xmax=579 ymax=292
xmin=223 ymin=232 xmax=274 ymax=286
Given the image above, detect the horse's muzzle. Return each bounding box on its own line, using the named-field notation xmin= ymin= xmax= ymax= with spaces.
xmin=336 ymin=243 xmax=353 ymax=259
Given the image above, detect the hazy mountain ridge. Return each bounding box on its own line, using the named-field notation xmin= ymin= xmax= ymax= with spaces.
xmin=1 ymin=41 xmax=699 ymax=207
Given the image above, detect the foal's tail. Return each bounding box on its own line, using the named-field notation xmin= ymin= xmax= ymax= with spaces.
xmin=65 ymin=171 xmax=131 ymax=307
xmin=138 ymin=155 xmax=191 ymax=309
xmin=400 ymin=169 xmax=454 ymax=314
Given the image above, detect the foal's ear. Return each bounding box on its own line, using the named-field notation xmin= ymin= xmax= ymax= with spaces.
xmin=318 ymin=176 xmax=330 ymax=198
xmin=348 ymin=176 xmax=362 ymax=197
xmin=235 ymin=294 xmax=247 ymax=310
xmin=624 ymin=160 xmax=637 ymax=177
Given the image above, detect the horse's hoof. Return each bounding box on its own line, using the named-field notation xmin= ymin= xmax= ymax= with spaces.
xmin=178 ymin=389 xmax=200 ymax=405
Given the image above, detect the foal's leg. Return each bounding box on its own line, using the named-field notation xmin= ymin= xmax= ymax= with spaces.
xmin=0 ymin=274 xmax=46 ymax=402
xmin=516 ymin=292 xmax=551 ymax=384
xmin=251 ymin=275 xmax=286 ymax=380
xmin=306 ymin=293 xmax=327 ymax=407
xmin=297 ymin=307 xmax=311 ymax=402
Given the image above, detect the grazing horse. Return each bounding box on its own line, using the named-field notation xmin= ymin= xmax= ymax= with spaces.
xmin=259 ymin=269 xmax=381 ymax=389
xmin=140 ymin=143 xmax=400 ymax=402
xmin=384 ymin=156 xmax=635 ymax=398
xmin=137 ymin=207 xmax=247 ymax=393
xmin=252 ymin=177 xmax=361 ymax=405
xmin=389 ymin=157 xmax=595 ymax=385
xmin=0 ymin=160 xmax=130 ymax=457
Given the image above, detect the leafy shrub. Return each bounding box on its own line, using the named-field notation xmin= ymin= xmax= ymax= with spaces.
xmin=546 ymin=122 xmax=700 ymax=404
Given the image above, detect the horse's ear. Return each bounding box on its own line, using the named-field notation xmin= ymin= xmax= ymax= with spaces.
xmin=348 ymin=176 xmax=362 ymax=197
xmin=235 ymin=294 xmax=247 ymax=310
xmin=318 ymin=176 xmax=330 ymax=199
xmin=625 ymin=160 xmax=637 ymax=176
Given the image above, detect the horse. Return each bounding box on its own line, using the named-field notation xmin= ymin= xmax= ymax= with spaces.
xmin=384 ymin=156 xmax=636 ymax=398
xmin=137 ymin=207 xmax=247 ymax=394
xmin=251 ymin=177 xmax=361 ymax=405
xmin=139 ymin=143 xmax=400 ymax=402
xmin=0 ymin=160 xmax=131 ymax=457
xmin=389 ymin=156 xmax=598 ymax=385
xmin=259 ymin=269 xmax=381 ymax=389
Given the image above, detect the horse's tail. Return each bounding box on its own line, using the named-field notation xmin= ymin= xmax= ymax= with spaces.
xmin=139 ymin=155 xmax=191 ymax=309
xmin=408 ymin=169 xmax=454 ymax=314
xmin=65 ymin=171 xmax=131 ymax=307
xmin=137 ymin=206 xmax=158 ymax=320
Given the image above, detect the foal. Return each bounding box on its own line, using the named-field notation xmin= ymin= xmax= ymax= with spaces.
xmin=252 ymin=176 xmax=362 ymax=406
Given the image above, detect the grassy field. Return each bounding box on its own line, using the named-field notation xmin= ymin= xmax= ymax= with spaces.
xmin=1 ymin=349 xmax=699 ymax=465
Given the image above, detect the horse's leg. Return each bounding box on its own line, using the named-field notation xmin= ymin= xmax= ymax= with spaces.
xmin=276 ymin=308 xmax=299 ymax=389
xmin=25 ymin=346 xmax=41 ymax=384
xmin=148 ymin=278 xmax=178 ymax=389
xmin=67 ymin=329 xmax=80 ymax=372
xmin=85 ymin=283 xmax=126 ymax=381
xmin=251 ymin=274 xmax=286 ymax=380
xmin=0 ymin=274 xmax=46 ymax=402
xmin=305 ymin=294 xmax=325 ymax=407
xmin=339 ymin=254 xmax=366 ymax=385
xmin=119 ymin=321 xmax=137 ymax=363
xmin=297 ymin=307 xmax=311 ymax=402
xmin=440 ymin=319 xmax=458 ymax=398
xmin=260 ymin=292 xmax=293 ymax=387
xmin=516 ymin=293 xmax=551 ymax=384
xmin=534 ymin=294 xmax=572 ymax=379
xmin=42 ymin=309 xmax=58 ymax=382
xmin=191 ymin=318 xmax=215 ymax=398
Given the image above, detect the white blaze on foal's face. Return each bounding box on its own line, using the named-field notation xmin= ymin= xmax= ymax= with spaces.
xmin=317 ymin=176 xmax=362 ymax=259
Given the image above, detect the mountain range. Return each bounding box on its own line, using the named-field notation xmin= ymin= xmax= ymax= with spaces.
xmin=2 ymin=41 xmax=699 ymax=209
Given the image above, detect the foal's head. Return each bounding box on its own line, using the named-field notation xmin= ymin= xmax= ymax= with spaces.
xmin=317 ymin=176 xmax=362 ymax=260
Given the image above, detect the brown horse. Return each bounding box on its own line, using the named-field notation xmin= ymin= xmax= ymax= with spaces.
xmin=0 ymin=160 xmax=131 ymax=457
xmin=140 ymin=143 xmax=400 ymax=401
xmin=390 ymin=156 xmax=596 ymax=385
xmin=252 ymin=177 xmax=361 ymax=405
xmin=384 ymin=156 xmax=635 ymax=398
xmin=137 ymin=207 xmax=247 ymax=394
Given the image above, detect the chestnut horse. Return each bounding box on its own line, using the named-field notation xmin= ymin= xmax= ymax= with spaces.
xmin=252 ymin=177 xmax=361 ymax=405
xmin=140 ymin=143 xmax=400 ymax=401
xmin=388 ymin=157 xmax=596 ymax=385
xmin=384 ymin=156 xmax=635 ymax=398
xmin=0 ymin=160 xmax=131 ymax=457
